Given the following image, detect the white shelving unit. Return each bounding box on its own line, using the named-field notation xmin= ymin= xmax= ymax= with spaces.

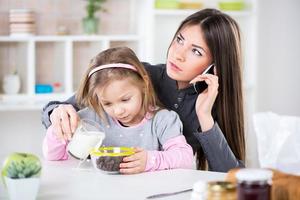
xmin=0 ymin=35 xmax=141 ymax=110
xmin=0 ymin=0 xmax=257 ymax=111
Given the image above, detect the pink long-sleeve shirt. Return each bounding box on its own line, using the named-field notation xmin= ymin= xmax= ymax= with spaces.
xmin=43 ymin=126 xmax=193 ymax=171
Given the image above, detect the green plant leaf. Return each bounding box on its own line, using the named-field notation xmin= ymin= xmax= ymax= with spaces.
xmin=1 ymin=152 xmax=42 ymax=179
xmin=85 ymin=0 xmax=106 ymax=18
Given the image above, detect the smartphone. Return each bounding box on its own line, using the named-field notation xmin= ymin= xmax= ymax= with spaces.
xmin=193 ymin=64 xmax=214 ymax=94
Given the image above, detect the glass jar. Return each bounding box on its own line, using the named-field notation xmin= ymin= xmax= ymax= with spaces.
xmin=236 ymin=169 xmax=273 ymax=200
xmin=207 ymin=181 xmax=237 ymax=200
xmin=190 ymin=180 xmax=207 ymax=200
xmin=67 ymin=119 xmax=105 ymax=160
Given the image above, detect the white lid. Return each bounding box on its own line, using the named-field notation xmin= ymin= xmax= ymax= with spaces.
xmin=190 ymin=192 xmax=205 ymax=200
xmin=193 ymin=180 xmax=207 ymax=193
xmin=236 ymin=168 xmax=273 ymax=182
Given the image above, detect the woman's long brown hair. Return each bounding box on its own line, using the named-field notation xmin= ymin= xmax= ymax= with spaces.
xmin=171 ymin=8 xmax=245 ymax=169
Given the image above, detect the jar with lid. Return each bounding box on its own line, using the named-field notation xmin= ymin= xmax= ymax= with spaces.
xmin=207 ymin=181 xmax=237 ymax=200
xmin=190 ymin=180 xmax=207 ymax=200
xmin=236 ymin=169 xmax=273 ymax=200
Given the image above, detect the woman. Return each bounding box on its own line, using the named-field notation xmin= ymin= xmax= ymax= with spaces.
xmin=42 ymin=8 xmax=245 ymax=172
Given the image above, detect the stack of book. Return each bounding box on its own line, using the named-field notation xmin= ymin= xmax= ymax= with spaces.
xmin=9 ymin=9 xmax=35 ymax=36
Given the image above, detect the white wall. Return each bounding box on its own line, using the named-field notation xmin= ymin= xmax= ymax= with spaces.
xmin=245 ymin=0 xmax=300 ymax=168
xmin=256 ymin=0 xmax=300 ymax=115
xmin=0 ymin=111 xmax=44 ymax=162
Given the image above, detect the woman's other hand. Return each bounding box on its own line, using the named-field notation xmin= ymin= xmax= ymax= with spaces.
xmin=50 ymin=104 xmax=80 ymax=141
xmin=190 ymin=70 xmax=219 ymax=131
xmin=119 ymin=147 xmax=147 ymax=174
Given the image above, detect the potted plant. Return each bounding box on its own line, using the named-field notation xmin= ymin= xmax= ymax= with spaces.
xmin=82 ymin=0 xmax=106 ymax=34
xmin=1 ymin=152 xmax=42 ymax=200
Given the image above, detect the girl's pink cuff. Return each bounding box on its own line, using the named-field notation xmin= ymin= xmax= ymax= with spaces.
xmin=145 ymin=135 xmax=193 ymax=171
xmin=43 ymin=126 xmax=69 ymax=161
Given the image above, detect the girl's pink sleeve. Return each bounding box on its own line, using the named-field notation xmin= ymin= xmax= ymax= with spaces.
xmin=43 ymin=126 xmax=69 ymax=161
xmin=145 ymin=135 xmax=193 ymax=171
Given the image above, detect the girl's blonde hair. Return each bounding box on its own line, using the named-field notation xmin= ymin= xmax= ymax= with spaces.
xmin=76 ymin=47 xmax=160 ymax=123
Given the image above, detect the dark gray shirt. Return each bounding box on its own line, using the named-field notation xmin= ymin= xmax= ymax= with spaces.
xmin=42 ymin=63 xmax=244 ymax=172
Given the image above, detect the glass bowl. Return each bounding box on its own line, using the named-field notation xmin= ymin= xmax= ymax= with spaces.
xmin=90 ymin=147 xmax=135 ymax=174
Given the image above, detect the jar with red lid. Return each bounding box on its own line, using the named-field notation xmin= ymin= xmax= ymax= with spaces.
xmin=236 ymin=169 xmax=273 ymax=200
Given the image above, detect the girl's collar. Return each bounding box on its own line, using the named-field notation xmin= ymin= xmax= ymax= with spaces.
xmin=114 ymin=112 xmax=154 ymax=129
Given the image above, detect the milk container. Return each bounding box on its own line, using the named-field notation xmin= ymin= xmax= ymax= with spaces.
xmin=67 ymin=119 xmax=105 ymax=160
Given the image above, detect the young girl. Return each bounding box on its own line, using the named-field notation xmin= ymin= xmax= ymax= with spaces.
xmin=42 ymin=8 xmax=245 ymax=172
xmin=43 ymin=47 xmax=193 ymax=174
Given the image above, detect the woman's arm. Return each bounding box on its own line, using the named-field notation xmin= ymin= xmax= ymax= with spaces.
xmin=42 ymin=95 xmax=80 ymax=141
xmin=191 ymin=70 xmax=244 ymax=172
xmin=145 ymin=135 xmax=194 ymax=171
xmin=42 ymin=94 xmax=79 ymax=129
xmin=193 ymin=123 xmax=245 ymax=172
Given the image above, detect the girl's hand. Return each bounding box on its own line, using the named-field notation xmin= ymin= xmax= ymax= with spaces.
xmin=50 ymin=104 xmax=80 ymax=141
xmin=190 ymin=70 xmax=219 ymax=131
xmin=119 ymin=147 xmax=147 ymax=174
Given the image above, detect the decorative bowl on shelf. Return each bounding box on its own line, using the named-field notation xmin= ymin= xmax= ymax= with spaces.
xmin=90 ymin=147 xmax=135 ymax=174
xmin=218 ymin=1 xmax=246 ymax=11
xmin=3 ymin=73 xmax=21 ymax=94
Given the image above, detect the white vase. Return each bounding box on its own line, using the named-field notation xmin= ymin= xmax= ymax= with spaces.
xmin=3 ymin=74 xmax=21 ymax=94
xmin=4 ymin=177 xmax=40 ymax=200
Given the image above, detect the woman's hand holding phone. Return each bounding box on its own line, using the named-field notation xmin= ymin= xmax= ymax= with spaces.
xmin=190 ymin=64 xmax=219 ymax=131
xmin=192 ymin=64 xmax=215 ymax=94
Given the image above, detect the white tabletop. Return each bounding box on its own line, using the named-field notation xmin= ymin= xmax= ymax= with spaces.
xmin=0 ymin=159 xmax=226 ymax=200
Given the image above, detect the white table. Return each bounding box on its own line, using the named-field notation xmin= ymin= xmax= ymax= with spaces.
xmin=0 ymin=159 xmax=226 ymax=200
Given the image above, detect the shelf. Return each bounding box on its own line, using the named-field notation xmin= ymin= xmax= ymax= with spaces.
xmin=0 ymin=93 xmax=72 ymax=111
xmin=0 ymin=42 xmax=29 ymax=94
xmin=154 ymin=9 xmax=254 ymax=17
xmin=0 ymin=34 xmax=143 ymax=111
xmin=0 ymin=35 xmax=141 ymax=42
xmin=223 ymin=10 xmax=254 ymax=17
xmin=72 ymin=40 xmax=105 ymax=91
xmin=0 ymin=37 xmax=29 ymax=42
xmin=35 ymin=41 xmax=66 ymax=92
xmin=154 ymin=9 xmax=201 ymax=16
